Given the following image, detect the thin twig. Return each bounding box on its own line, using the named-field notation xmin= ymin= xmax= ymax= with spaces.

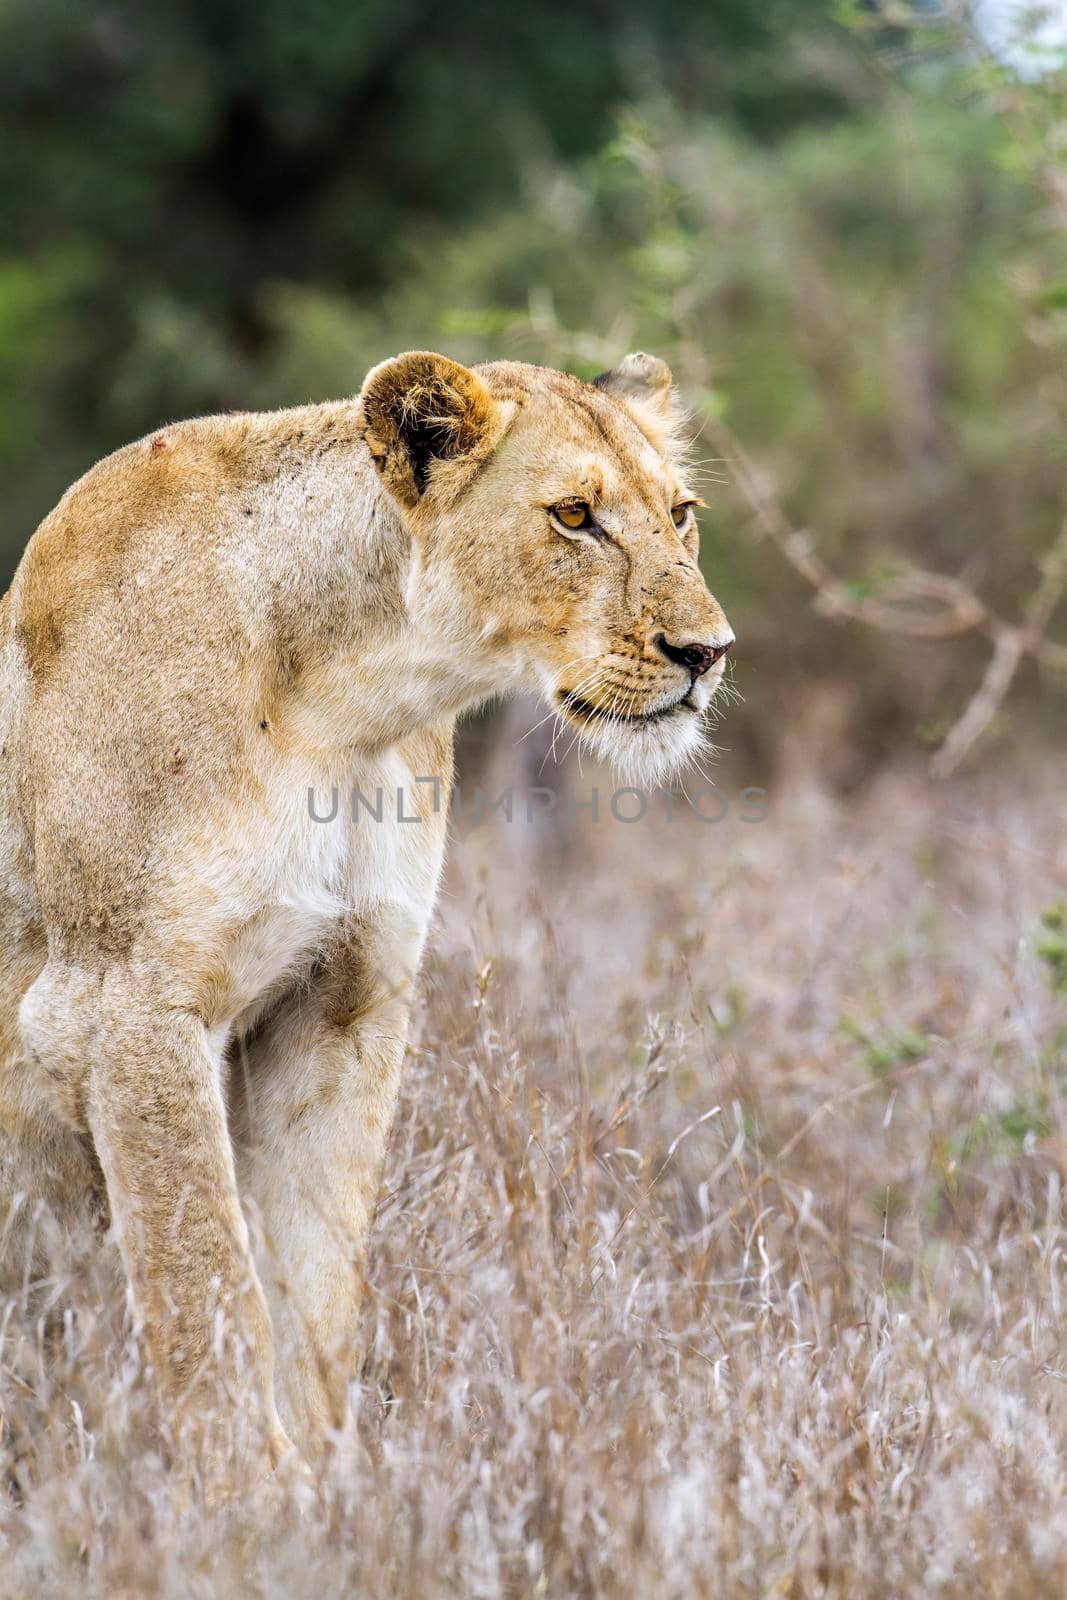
xmin=709 ymin=416 xmax=1067 ymax=775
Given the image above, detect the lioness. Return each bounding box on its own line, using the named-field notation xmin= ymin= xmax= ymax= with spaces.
xmin=0 ymin=351 xmax=732 ymax=1486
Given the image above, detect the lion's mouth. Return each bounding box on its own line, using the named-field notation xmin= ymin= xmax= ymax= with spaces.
xmin=559 ymin=689 xmax=694 ymax=727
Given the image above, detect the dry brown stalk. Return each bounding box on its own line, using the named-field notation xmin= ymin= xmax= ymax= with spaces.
xmin=708 ymin=416 xmax=1067 ymax=775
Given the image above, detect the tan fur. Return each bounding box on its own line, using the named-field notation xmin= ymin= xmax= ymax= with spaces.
xmin=0 ymin=353 xmax=732 ymax=1494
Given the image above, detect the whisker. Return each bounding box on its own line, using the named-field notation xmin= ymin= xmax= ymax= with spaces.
xmin=515 ymin=664 xmax=607 ymax=747
xmin=531 ymin=664 xmax=614 ymax=771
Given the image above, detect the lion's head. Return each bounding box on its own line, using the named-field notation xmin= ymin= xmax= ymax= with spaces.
xmin=360 ymin=350 xmax=734 ymax=785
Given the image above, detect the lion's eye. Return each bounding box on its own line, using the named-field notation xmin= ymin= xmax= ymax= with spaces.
xmin=553 ymin=502 xmax=596 ymax=533
xmin=671 ymin=503 xmax=694 ymax=529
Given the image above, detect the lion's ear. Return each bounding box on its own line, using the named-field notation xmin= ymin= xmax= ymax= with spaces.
xmin=594 ymin=351 xmax=685 ymax=455
xmin=593 ymin=351 xmax=675 ymax=415
xmin=359 ymin=351 xmax=499 ymax=508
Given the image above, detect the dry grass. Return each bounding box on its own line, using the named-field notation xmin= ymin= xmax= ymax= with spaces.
xmin=3 ymin=729 xmax=1067 ymax=1597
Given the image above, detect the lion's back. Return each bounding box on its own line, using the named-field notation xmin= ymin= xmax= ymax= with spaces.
xmin=9 ymin=401 xmax=363 ymax=689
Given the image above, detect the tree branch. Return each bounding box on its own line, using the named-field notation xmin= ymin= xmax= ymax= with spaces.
xmin=708 ymin=417 xmax=1067 ymax=775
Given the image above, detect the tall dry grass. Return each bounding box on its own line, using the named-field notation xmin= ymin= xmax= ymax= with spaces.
xmin=2 ymin=728 xmax=1067 ymax=1597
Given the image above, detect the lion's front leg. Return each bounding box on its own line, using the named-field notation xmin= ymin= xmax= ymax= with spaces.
xmin=232 ymin=905 xmax=422 ymax=1451
xmin=19 ymin=962 xmax=293 ymax=1498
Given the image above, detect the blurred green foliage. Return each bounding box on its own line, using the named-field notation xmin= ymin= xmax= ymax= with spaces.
xmin=0 ymin=0 xmax=847 ymax=560
xmin=1039 ymin=904 xmax=1067 ymax=996
xmin=2 ymin=2 xmax=1066 ymax=759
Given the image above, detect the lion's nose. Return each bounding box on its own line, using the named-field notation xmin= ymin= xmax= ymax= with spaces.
xmin=654 ymin=631 xmax=734 ymax=678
